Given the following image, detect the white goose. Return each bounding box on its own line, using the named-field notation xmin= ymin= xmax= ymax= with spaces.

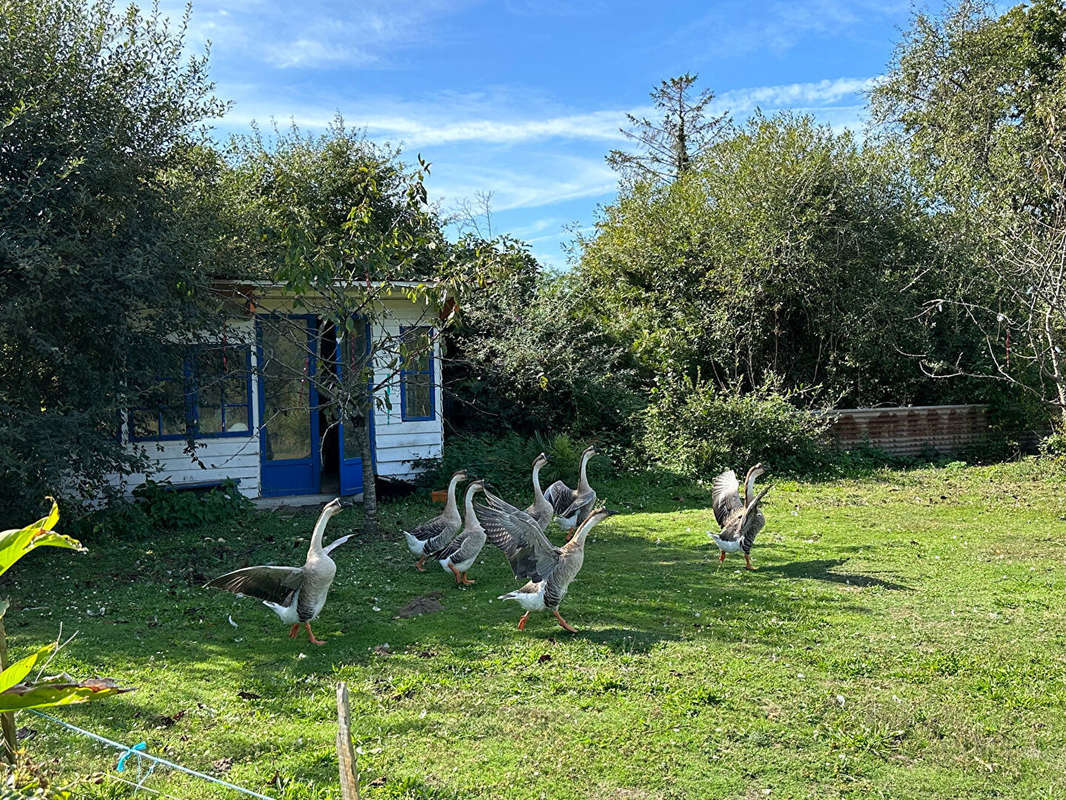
xmin=543 ymin=445 xmax=598 ymax=538
xmin=205 ymin=498 xmax=351 ymax=645
xmin=709 ymin=464 xmax=769 ymax=570
xmin=402 ymin=470 xmax=466 ymax=571
xmin=429 ymin=479 xmax=486 ymax=585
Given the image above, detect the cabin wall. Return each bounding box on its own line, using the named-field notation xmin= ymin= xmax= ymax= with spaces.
xmin=108 ymin=297 xmax=444 ymax=498
xmin=112 ymin=319 xmax=261 ymax=499
xmin=370 ymin=299 xmax=444 ymax=480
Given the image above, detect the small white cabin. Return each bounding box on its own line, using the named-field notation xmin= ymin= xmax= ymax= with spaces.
xmin=111 ymin=282 xmax=444 ymax=500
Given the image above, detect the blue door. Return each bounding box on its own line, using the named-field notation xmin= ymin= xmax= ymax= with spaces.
xmin=258 ymin=316 xmax=320 ymax=496
xmin=337 ymin=318 xmax=375 ymax=496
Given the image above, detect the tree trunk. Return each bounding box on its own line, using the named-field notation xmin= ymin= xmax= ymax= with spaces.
xmin=358 ymin=414 xmax=378 ymax=536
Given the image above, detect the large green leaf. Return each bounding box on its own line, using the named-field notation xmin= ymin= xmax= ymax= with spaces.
xmin=0 ymin=676 xmax=133 ymax=713
xmin=0 ymin=644 xmax=54 ymax=694
xmin=0 ymin=498 xmax=85 ymax=577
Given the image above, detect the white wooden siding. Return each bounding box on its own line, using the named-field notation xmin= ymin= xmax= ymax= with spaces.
xmin=369 ymin=300 xmax=444 ymax=479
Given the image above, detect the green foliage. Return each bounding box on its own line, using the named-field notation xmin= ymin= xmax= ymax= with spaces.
xmin=0 ymin=500 xmax=85 ymax=576
xmin=447 ymin=238 xmax=644 ymax=442
xmin=0 ymin=499 xmax=129 ymax=724
xmin=640 ymin=373 xmax=833 ymax=477
xmin=0 ymin=0 xmax=228 ymax=518
xmin=872 ymin=0 xmax=1066 ymax=415
xmin=579 ymin=112 xmax=981 ymax=409
xmin=130 ymin=479 xmax=253 ymax=532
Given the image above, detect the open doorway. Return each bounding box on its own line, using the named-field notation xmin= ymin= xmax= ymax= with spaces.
xmin=318 ymin=321 xmax=341 ymax=496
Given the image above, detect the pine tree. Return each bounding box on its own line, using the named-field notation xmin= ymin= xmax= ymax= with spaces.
xmin=607 ymin=73 xmax=730 ymax=183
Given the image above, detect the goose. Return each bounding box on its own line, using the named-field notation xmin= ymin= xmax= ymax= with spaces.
xmin=204 ymin=498 xmax=352 ymax=645
xmin=495 ymin=507 xmax=613 ymax=633
xmin=478 ymin=453 xmax=551 ymax=550
xmin=402 ymin=470 xmax=466 ymax=571
xmin=709 ymin=464 xmax=769 ymax=570
xmin=428 ymin=479 xmax=486 ymax=586
xmin=543 ymin=445 xmax=597 ymax=538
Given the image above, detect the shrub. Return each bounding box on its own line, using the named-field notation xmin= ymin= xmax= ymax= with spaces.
xmin=639 ymin=373 xmax=832 ymax=478
xmin=73 ymin=479 xmax=252 ymax=541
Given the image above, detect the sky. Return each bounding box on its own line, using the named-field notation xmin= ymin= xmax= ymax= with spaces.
xmin=159 ymin=0 xmax=930 ymax=269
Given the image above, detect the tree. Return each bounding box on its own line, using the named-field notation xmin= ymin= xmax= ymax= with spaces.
xmin=0 ymin=0 xmax=228 ymax=517
xmin=219 ymin=122 xmax=465 ymax=531
xmin=871 ymin=0 xmax=1066 ymax=424
xmin=582 ymin=113 xmax=970 ymax=407
xmin=606 ymin=73 xmax=730 ymax=183
xmin=443 ymin=236 xmax=642 ymax=442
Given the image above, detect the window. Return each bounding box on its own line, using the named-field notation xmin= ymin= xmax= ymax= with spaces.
xmin=129 ymin=343 xmax=252 ymax=441
xmin=399 ymin=326 xmax=434 ymax=421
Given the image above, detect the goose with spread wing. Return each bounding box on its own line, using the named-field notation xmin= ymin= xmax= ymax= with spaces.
xmin=204 ymin=498 xmax=352 ymax=645
xmin=709 ymin=464 xmax=769 ymax=570
xmin=543 ymin=445 xmax=597 ymax=538
xmin=402 ymin=469 xmax=467 ymax=571
xmin=477 ymin=453 xmax=551 ymax=559
xmin=428 ymin=479 xmax=486 ymax=586
xmin=495 ymin=507 xmax=613 ymax=633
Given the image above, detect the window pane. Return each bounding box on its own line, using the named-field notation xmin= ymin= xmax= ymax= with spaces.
xmin=195 ymin=347 xmax=224 ymax=408
xmin=402 ymin=329 xmax=431 ymax=372
xmin=225 ymin=404 xmax=249 ymax=433
xmin=160 ymin=399 xmax=187 ymax=436
xmin=198 ymin=405 xmax=223 ymax=435
xmin=261 ymin=326 xmax=312 ymax=462
xmin=131 ymin=409 xmax=158 ymax=439
xmin=404 ymin=373 xmax=432 ymax=418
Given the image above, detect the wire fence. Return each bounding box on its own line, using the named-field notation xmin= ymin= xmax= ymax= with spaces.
xmin=26 ymin=710 xmax=278 ymax=799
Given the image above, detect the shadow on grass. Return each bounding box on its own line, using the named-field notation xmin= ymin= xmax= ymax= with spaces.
xmin=760 ymin=558 xmax=913 ymax=591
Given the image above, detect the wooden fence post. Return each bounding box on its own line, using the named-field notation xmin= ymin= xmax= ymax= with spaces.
xmin=336 ymin=681 xmax=360 ymax=800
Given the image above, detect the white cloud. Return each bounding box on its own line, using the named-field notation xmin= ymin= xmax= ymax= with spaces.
xmin=214 ymin=75 xmax=876 ymax=148
xmin=427 ymin=157 xmax=617 ymax=212
xmin=150 ymin=0 xmax=473 ymax=69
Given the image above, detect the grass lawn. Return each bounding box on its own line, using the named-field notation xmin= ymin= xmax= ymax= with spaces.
xmin=6 ymin=460 xmax=1066 ymax=799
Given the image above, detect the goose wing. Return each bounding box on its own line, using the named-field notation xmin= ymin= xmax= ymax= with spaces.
xmin=479 ymin=489 xmax=560 ymax=580
xmin=406 ymin=513 xmax=454 ymax=543
xmin=544 ymin=480 xmax=576 ymax=516
xmin=323 ymin=534 xmax=353 ymax=556
xmin=204 ymin=565 xmax=303 ymax=606
xmin=711 ymin=470 xmax=743 ymax=528
xmin=558 ymin=487 xmax=597 ymax=524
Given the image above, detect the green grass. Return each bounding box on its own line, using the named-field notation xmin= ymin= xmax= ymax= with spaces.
xmin=6 ymin=460 xmax=1066 ymax=799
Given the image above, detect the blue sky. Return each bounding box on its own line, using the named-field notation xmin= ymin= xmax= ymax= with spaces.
xmin=162 ymin=0 xmax=928 ymax=269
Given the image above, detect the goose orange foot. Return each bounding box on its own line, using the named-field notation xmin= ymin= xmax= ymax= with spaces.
xmin=517 ymin=612 xmax=530 ymax=631
xmin=553 ymin=610 xmax=578 ymax=633
xmin=744 ymin=554 xmax=755 ymax=570
xmin=304 ymin=622 xmax=326 ymax=646
xmin=460 ymin=572 xmax=475 ymax=585
xmin=414 ymin=557 xmax=427 ymax=572
xmin=289 ymin=623 xmax=300 ymax=639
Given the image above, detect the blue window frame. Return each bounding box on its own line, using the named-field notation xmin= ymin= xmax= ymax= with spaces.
xmin=399 ymin=326 xmax=435 ymax=422
xmin=129 ymin=343 xmax=253 ymax=441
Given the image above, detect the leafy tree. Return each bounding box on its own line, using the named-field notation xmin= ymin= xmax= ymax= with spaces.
xmin=445 ymin=236 xmax=643 ymax=444
xmin=582 ymin=113 xmax=969 ymax=407
xmin=871 ymin=0 xmax=1066 ymax=424
xmin=606 ymin=73 xmax=730 ymax=183
xmin=0 ymin=0 xmax=228 ymax=517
